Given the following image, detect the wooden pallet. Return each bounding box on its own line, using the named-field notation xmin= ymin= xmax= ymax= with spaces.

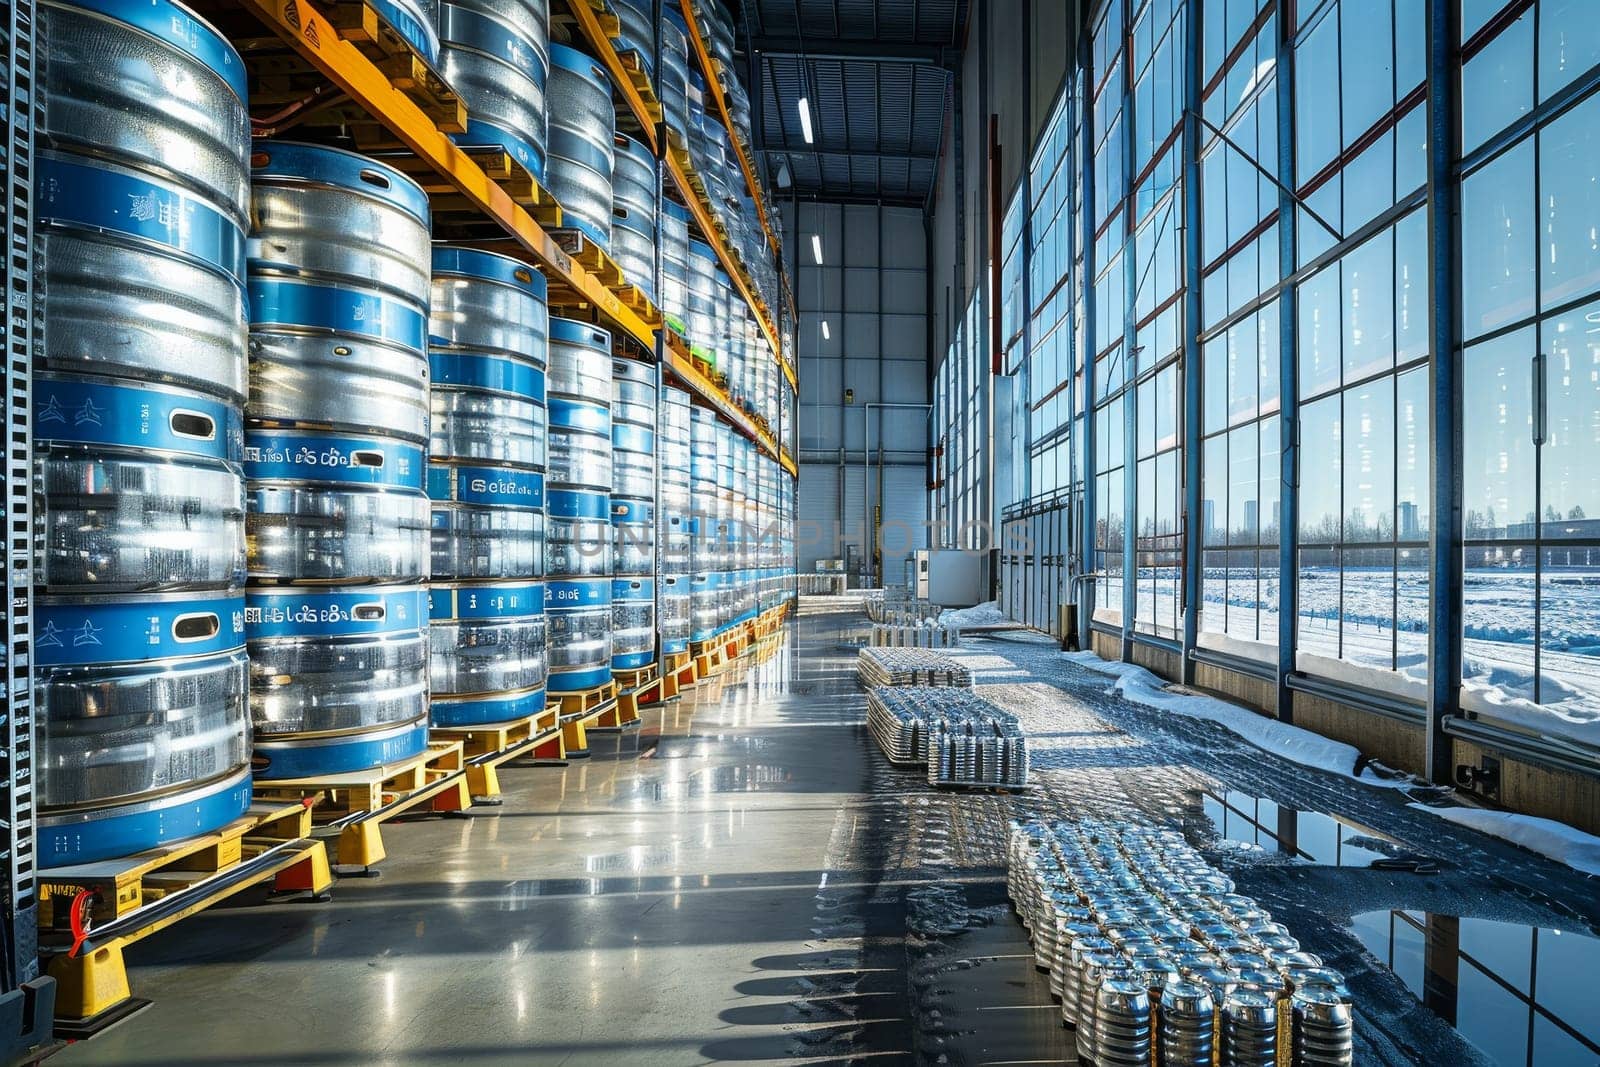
xmin=549 ymin=228 xmax=661 ymax=325
xmin=253 ymin=741 xmax=471 ymax=869
xmin=431 ymin=705 xmax=565 ymax=800
xmin=548 ymin=680 xmax=620 ymax=755
xmin=379 ymin=145 xmax=562 ymax=232
xmin=39 ymin=803 xmax=332 ymax=1034
xmin=198 ymin=0 xmax=465 ymax=135
xmin=659 ymin=650 xmax=696 ymax=700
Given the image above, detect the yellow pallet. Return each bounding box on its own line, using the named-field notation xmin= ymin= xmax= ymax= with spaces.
xmin=253 ymin=740 xmax=471 ymax=869
xmin=431 ymin=705 xmax=566 ymax=800
xmin=40 ymin=802 xmax=332 ymax=1035
xmin=608 ymin=664 xmax=660 ymax=726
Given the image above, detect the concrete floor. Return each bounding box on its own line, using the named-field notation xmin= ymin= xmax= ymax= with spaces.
xmin=57 ymin=599 xmax=1600 ymax=1065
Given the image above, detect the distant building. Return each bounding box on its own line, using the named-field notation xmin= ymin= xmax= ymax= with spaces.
xmin=1398 ymin=501 xmax=1420 ymax=540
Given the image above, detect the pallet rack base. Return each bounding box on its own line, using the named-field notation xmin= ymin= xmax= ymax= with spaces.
xmin=549 ymin=681 xmax=620 ymax=756
xmin=431 ymin=707 xmax=565 ymax=800
xmin=39 ymin=803 xmax=333 ymax=1035
xmin=253 ymin=741 xmax=471 ymax=871
xmin=658 ymin=650 xmax=696 ymax=700
xmin=604 ymin=665 xmax=658 ymax=728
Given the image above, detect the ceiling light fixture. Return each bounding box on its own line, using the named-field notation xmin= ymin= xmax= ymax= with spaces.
xmin=811 ymin=234 xmax=823 ymax=265
xmin=798 ymin=97 xmax=814 ymax=144
xmin=821 ymin=320 xmax=831 ymax=340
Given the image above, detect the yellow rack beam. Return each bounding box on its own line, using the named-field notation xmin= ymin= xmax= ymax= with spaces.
xmin=238 ymin=0 xmax=657 ymax=350
xmin=677 ymin=2 xmax=781 ymax=260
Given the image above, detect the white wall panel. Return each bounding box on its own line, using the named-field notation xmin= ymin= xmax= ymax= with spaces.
xmin=797 ymin=463 xmax=841 ymax=572
xmin=843 ymin=268 xmax=881 ymax=311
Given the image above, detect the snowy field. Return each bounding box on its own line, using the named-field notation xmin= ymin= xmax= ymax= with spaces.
xmin=1016 ymin=564 xmax=1600 ymax=750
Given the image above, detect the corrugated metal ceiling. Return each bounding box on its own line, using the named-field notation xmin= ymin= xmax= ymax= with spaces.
xmin=729 ymin=0 xmax=967 ymax=204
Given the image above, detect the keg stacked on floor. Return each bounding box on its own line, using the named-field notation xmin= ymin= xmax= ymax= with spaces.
xmin=437 ymin=0 xmax=549 ymax=180
xmin=244 ymin=143 xmax=433 ymax=779
xmin=659 ymin=387 xmax=695 ymax=659
xmin=427 ymin=249 xmax=550 ymax=727
xmin=610 ymin=358 xmax=657 ymax=673
xmin=610 ymin=134 xmax=658 ymax=307
xmin=32 ymin=0 xmax=254 ymax=864
xmin=546 ymin=43 xmax=614 ymax=249
xmin=547 ymin=320 xmax=614 ymax=698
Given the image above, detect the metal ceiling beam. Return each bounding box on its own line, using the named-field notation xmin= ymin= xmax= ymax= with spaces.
xmin=746 ymin=36 xmax=956 ymax=66
xmin=761 ymin=147 xmax=938 ymax=163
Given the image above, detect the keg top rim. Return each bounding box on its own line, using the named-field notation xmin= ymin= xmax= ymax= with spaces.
xmin=432 ymin=246 xmax=549 ymax=300
xmin=550 ymin=42 xmax=613 ymax=87
xmin=250 ymin=142 xmax=430 ymax=225
xmin=550 ymin=316 xmax=614 ymax=349
xmin=61 ymin=0 xmax=249 ymax=103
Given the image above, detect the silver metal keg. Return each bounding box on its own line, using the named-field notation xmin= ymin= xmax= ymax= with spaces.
xmin=38 ymin=0 xmax=251 ymax=403
xmin=612 ymin=498 xmax=655 ymax=575
xmin=610 ymin=133 xmax=657 ymax=302
xmin=438 ymin=0 xmax=550 ymax=179
xmin=248 ymin=142 xmax=432 ymax=444
xmin=690 ymin=572 xmax=720 ymax=643
xmin=611 ymin=576 xmax=655 ymax=670
xmin=1221 ymin=988 xmax=1279 ymax=1067
xmin=660 ymin=573 xmax=691 ymax=655
xmin=429 ymin=581 xmax=549 ymax=727
xmin=687 ymin=239 xmax=720 ymax=362
xmin=660 ymin=199 xmax=692 ymax=332
xmin=246 ymin=429 xmax=431 ymax=584
xmin=371 ymin=0 xmax=441 ymax=62
xmin=660 ymin=11 xmax=691 ymax=144
xmin=607 ymin=0 xmax=655 ymax=76
xmin=549 ymin=319 xmax=614 ymax=491
xmin=546 ymin=43 xmax=615 ymax=248
xmin=429 ymin=247 xmax=549 ymax=471
xmin=248 ymin=585 xmax=431 ymax=778
xmin=34 ymin=591 xmax=252 ymax=865
xmin=428 ymin=462 xmax=546 ymax=579
xmin=1290 ymin=986 xmax=1354 ymax=1066
xmin=35 ymin=375 xmax=245 ymax=593
xmin=545 ymin=578 xmax=613 ymax=693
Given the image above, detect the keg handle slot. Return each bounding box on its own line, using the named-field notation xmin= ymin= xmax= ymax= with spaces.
xmin=172 ymin=612 xmax=221 ymax=641
xmin=358 ymin=168 xmax=393 ymax=190
xmin=353 ymin=603 xmax=386 ymax=621
xmin=614 ymin=206 xmax=633 ymax=221
xmin=169 ymin=410 xmax=217 ymax=441
xmin=351 ymin=450 xmax=385 ymax=467
xmin=514 ymin=267 xmax=534 ymax=284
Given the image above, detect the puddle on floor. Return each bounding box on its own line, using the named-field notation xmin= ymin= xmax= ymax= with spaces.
xmin=1191 ymin=788 xmax=1403 ymax=867
xmin=1351 ymin=909 xmax=1600 ymax=1066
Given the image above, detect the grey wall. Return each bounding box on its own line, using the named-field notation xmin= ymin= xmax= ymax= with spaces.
xmin=783 ymin=201 xmax=931 ymax=580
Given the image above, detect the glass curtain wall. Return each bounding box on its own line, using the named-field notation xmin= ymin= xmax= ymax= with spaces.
xmin=983 ymin=0 xmax=1600 ymax=756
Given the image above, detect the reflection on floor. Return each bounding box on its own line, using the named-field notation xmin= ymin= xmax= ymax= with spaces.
xmin=55 ymin=599 xmax=1600 ymax=1066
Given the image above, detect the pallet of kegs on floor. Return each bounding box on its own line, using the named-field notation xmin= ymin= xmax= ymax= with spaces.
xmin=870 ymin=622 xmax=962 ymax=649
xmin=865 ymin=687 xmax=1027 ymax=789
xmin=798 ymin=573 xmax=847 ymax=595
xmin=856 ymin=646 xmax=973 ymax=688
xmin=1007 ymin=819 xmax=1354 ymax=1067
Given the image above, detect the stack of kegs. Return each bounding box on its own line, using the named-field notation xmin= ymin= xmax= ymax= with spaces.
xmin=32 ymin=0 xmax=254 ymax=864
xmin=686 ymin=239 xmax=719 ymax=370
xmin=244 ymin=142 xmax=433 ymax=779
xmin=715 ymin=421 xmax=737 ymax=633
xmin=546 ymin=44 xmax=614 ymax=249
xmin=610 ymin=358 xmax=656 ymax=673
xmin=437 ymin=0 xmax=549 ymax=179
xmin=427 ymin=248 xmax=550 ymax=727
xmin=659 ymin=386 xmax=694 ymax=658
xmin=659 ymin=199 xmax=692 ymax=336
xmin=689 ymin=407 xmax=720 ymax=644
xmin=610 ymin=134 xmax=657 ymax=306
xmin=546 ymin=319 xmax=614 ymax=697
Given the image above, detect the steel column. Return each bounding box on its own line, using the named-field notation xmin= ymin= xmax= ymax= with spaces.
xmin=1078 ymin=34 xmax=1098 ymax=648
xmin=1275 ymin=1 xmax=1300 ymax=723
xmin=1424 ymin=0 xmax=1464 ymax=783
xmin=1180 ymin=0 xmax=1204 ymax=683
xmin=1120 ymin=0 xmax=1138 ymax=661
